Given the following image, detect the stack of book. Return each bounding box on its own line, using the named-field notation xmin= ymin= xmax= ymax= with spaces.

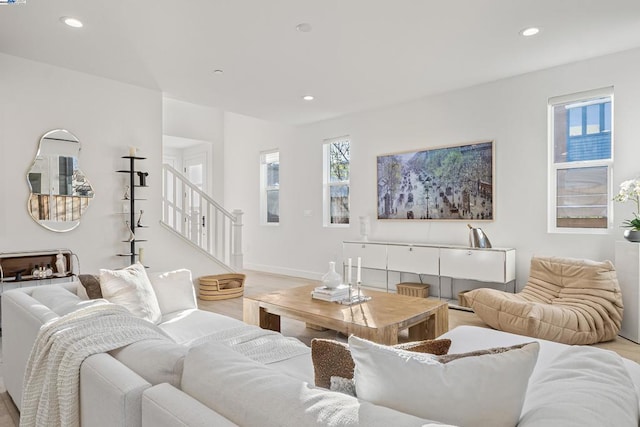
xmin=311 ymin=284 xmax=351 ymax=302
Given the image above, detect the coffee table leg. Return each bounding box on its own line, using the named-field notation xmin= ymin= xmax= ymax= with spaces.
xmin=260 ymin=307 xmax=281 ymax=332
xmin=243 ymin=299 xmax=281 ymax=332
xmin=408 ymin=320 xmax=429 ymax=341
xmin=426 ymin=304 xmax=449 ymax=338
xmin=409 ymin=305 xmax=449 ymax=340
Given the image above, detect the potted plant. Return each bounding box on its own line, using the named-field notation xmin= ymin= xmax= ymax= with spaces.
xmin=613 ymin=178 xmax=640 ymax=242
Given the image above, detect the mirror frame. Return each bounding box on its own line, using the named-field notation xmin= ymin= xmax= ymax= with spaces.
xmin=26 ymin=129 xmax=94 ymax=232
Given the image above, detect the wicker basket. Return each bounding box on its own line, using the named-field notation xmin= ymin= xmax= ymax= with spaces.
xmin=396 ymin=282 xmax=430 ymax=298
xmin=198 ymin=273 xmax=246 ymax=301
xmin=458 ymin=290 xmax=472 ymax=308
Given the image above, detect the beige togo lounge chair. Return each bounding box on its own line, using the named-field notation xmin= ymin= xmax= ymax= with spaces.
xmin=465 ymin=256 xmax=623 ymax=345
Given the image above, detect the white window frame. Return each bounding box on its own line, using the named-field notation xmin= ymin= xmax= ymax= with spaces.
xmin=547 ymin=87 xmax=614 ymax=234
xmin=323 ymin=136 xmax=350 ymax=227
xmin=260 ymin=149 xmax=279 ymax=226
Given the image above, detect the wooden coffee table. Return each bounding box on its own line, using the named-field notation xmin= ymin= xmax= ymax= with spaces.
xmin=243 ymin=284 xmax=449 ymax=345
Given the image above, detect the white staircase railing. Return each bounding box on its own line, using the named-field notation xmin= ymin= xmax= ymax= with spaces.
xmin=161 ymin=164 xmax=243 ymax=270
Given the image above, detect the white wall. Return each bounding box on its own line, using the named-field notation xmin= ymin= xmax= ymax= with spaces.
xmin=225 ymin=47 xmax=640 ymax=288
xmin=0 ymin=53 xmax=228 ymax=278
xmin=163 ymin=98 xmax=225 ymax=202
xmin=224 ymin=113 xmax=298 ymax=275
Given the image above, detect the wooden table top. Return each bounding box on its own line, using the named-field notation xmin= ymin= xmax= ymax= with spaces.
xmin=246 ymin=284 xmax=448 ymax=330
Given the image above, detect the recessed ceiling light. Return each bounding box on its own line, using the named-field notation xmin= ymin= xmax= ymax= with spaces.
xmin=296 ymin=23 xmax=312 ymax=33
xmin=213 ymin=69 xmax=224 ymax=75
xmin=520 ymin=27 xmax=540 ymax=37
xmin=60 ymin=16 xmax=83 ymax=28
xmin=302 ymin=95 xmax=314 ymax=101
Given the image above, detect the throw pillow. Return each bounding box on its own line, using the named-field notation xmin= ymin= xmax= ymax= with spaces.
xmin=311 ymin=338 xmax=451 ymax=389
xmin=349 ymin=335 xmax=539 ymax=427
xmin=148 ymin=269 xmax=197 ymax=315
xmin=99 ymin=263 xmax=162 ymax=323
xmin=78 ymin=274 xmax=103 ymax=299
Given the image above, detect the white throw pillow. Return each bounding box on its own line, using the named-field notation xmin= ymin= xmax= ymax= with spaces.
xmin=148 ymin=269 xmax=197 ymax=315
xmin=99 ymin=263 xmax=162 ymax=323
xmin=349 ymin=335 xmax=539 ymax=427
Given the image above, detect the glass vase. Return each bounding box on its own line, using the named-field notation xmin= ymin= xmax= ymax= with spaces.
xmin=321 ymin=261 xmax=342 ymax=289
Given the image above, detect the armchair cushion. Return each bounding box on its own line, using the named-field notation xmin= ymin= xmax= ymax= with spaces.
xmin=466 ymin=256 xmax=623 ymax=345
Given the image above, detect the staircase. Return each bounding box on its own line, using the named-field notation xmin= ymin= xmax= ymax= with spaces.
xmin=161 ymin=164 xmax=243 ymax=271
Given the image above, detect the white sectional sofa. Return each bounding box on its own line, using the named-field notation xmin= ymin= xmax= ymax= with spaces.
xmin=3 ymin=269 xmax=640 ymax=426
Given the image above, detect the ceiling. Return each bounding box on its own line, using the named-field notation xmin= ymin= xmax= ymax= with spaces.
xmin=1 ymin=1 xmax=640 ymax=125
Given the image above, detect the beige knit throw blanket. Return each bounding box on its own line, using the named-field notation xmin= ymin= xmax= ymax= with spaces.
xmin=20 ymin=303 xmax=170 ymax=427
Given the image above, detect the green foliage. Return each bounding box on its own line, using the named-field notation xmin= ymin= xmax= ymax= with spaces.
xmin=329 ymin=141 xmax=350 ymax=182
xmin=622 ymin=216 xmax=640 ymax=231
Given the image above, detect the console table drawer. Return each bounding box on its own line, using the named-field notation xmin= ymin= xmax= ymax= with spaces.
xmin=387 ymin=245 xmax=439 ymax=275
xmin=440 ymin=248 xmax=509 ymax=283
xmin=343 ymin=242 xmax=387 ymax=269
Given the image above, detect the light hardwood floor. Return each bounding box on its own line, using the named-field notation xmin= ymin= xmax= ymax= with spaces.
xmin=201 ymin=270 xmax=640 ymax=363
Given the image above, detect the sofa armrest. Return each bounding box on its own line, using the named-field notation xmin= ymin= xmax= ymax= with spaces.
xmin=80 ymin=353 xmax=151 ymax=427
xmin=1 ymin=289 xmax=59 ymax=409
xmin=142 ymin=383 xmax=238 ymax=427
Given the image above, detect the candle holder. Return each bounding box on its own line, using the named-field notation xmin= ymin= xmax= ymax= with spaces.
xmin=340 ymin=280 xmax=371 ymax=305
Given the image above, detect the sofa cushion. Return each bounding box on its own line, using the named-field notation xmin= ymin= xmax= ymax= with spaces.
xmin=349 ymin=335 xmax=539 ymax=427
xmin=52 ymin=299 xmax=110 ymax=317
xmin=109 ymin=339 xmax=188 ymax=387
xmin=148 ymin=269 xmax=197 ymax=315
xmin=181 ymin=341 xmax=442 ymax=427
xmin=158 ymin=309 xmax=245 ymax=345
xmin=99 ymin=263 xmax=162 ymax=324
xmin=142 ymin=383 xmax=238 ymax=427
xmin=519 ymin=346 xmax=639 ymax=427
xmin=31 ymin=286 xmax=80 ymax=310
xmin=311 ymin=338 xmax=451 ymax=389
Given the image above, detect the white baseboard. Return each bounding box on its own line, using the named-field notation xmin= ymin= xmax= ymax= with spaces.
xmin=243 ymin=263 xmax=322 ymax=281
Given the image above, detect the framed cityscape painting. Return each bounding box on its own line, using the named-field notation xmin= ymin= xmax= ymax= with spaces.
xmin=377 ymin=140 xmax=494 ymax=221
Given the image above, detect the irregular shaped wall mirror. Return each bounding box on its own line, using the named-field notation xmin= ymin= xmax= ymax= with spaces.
xmin=26 ymin=129 xmax=94 ymax=232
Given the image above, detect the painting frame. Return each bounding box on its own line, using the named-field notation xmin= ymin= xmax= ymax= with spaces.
xmin=377 ymin=140 xmax=494 ymax=221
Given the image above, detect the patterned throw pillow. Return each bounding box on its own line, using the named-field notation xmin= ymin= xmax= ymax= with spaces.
xmin=311 ymin=338 xmax=451 ymax=389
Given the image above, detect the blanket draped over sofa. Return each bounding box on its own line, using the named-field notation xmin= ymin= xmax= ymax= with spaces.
xmin=20 ymin=303 xmax=170 ymax=427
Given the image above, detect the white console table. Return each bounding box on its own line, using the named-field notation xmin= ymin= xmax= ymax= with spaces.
xmin=343 ymin=240 xmax=516 ymax=308
xmin=615 ymin=241 xmax=640 ymax=343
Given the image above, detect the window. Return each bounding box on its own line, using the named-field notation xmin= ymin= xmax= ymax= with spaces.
xmin=260 ymin=150 xmax=279 ymax=224
xmin=323 ymin=137 xmax=350 ymax=226
xmin=548 ymin=88 xmax=613 ymax=232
